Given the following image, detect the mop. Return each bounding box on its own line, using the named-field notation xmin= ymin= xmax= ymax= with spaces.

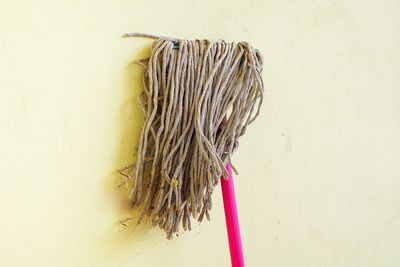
xmin=119 ymin=33 xmax=264 ymax=266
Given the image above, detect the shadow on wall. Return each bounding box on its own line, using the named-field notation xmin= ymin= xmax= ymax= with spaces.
xmin=99 ymin=43 xmax=168 ymax=259
xmin=115 ymin=44 xmax=157 ymax=229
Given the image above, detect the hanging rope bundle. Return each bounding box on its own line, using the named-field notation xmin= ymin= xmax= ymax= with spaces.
xmin=119 ymin=33 xmax=264 ymax=239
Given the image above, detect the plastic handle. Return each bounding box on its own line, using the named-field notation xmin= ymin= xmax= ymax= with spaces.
xmin=221 ymin=163 xmax=244 ymax=267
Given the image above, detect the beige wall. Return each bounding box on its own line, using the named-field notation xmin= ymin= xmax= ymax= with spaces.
xmin=1 ymin=0 xmax=399 ymax=266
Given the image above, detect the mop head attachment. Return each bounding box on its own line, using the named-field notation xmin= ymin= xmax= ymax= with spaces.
xmin=119 ymin=33 xmax=264 ymax=239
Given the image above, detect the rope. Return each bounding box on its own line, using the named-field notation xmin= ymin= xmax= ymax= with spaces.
xmin=120 ymin=33 xmax=264 ymax=239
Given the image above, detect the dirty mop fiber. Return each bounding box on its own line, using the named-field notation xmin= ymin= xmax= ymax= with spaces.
xmin=119 ymin=33 xmax=264 ymax=239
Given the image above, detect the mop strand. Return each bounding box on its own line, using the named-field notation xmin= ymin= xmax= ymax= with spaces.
xmin=120 ymin=33 xmax=264 ymax=239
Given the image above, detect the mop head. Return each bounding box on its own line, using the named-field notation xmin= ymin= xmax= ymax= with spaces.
xmin=119 ymin=33 xmax=264 ymax=239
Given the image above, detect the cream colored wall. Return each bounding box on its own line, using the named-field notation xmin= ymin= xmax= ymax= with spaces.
xmin=1 ymin=1 xmax=399 ymax=266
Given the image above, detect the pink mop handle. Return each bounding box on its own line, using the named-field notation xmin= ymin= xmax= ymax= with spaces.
xmin=221 ymin=163 xmax=244 ymax=267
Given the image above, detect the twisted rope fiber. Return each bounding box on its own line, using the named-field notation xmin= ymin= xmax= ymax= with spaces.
xmin=120 ymin=33 xmax=264 ymax=239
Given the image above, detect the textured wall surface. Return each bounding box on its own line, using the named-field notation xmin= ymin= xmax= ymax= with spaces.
xmin=1 ymin=1 xmax=399 ymax=266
